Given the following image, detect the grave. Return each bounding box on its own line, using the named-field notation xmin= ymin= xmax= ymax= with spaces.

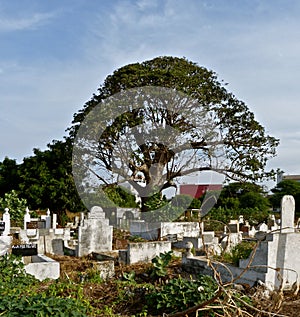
xmin=281 ymin=195 xmax=295 ymax=233
xmin=183 ymin=195 xmax=300 ymax=290
xmin=130 ymin=220 xmax=200 ymax=240
xmin=24 ymin=254 xmax=60 ymax=281
xmin=0 ymin=209 xmax=12 ymax=255
xmin=76 ymin=206 xmax=113 ymax=257
xmin=119 ymin=241 xmax=172 ymax=265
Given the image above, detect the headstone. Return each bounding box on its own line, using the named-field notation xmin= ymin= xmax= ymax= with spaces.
xmin=249 ymin=226 xmax=257 ymax=238
xmin=12 ymin=243 xmax=38 ymax=256
xmin=41 ymin=209 xmax=51 ymax=229
xmin=241 ymin=221 xmax=250 ymax=236
xmin=281 ymin=195 xmax=295 ymax=233
xmin=52 ymin=214 xmax=57 ymax=229
xmin=2 ymin=208 xmax=10 ymax=236
xmin=228 ymin=220 xmax=239 ymax=233
xmin=89 ymin=206 xmax=106 ymax=219
xmin=258 ymin=222 xmax=268 ymax=233
xmin=238 ymin=215 xmax=244 ymax=224
xmin=24 ymin=207 xmax=31 ymax=229
xmin=77 ymin=206 xmax=113 ymax=256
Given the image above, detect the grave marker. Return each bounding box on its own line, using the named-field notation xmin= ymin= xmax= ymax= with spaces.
xmin=12 ymin=243 xmax=38 ymax=256
xmin=281 ymin=195 xmax=295 ymax=233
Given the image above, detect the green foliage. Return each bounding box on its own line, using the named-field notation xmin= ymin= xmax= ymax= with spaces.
xmin=217 ymin=182 xmax=270 ymax=212
xmin=146 ymin=274 xmax=218 ymax=314
xmin=204 ymin=182 xmax=271 ymax=230
xmin=143 ymin=191 xmax=168 ymax=211
xmin=128 ymin=235 xmax=146 ymax=242
xmin=150 ymin=251 xmax=173 ymax=279
xmin=18 ymin=139 xmax=85 ymax=215
xmin=0 ymin=157 xmax=21 ymax=197
xmin=205 ymin=206 xmax=270 ymax=231
xmin=0 ymin=190 xmax=27 ymax=226
xmin=122 ymin=271 xmax=136 ymax=283
xmin=218 ymin=241 xmax=256 ymax=266
xmin=270 ymin=180 xmax=300 ymax=213
xmin=0 ymin=254 xmax=91 ymax=317
xmin=103 ymin=184 xmax=139 ymax=208
xmin=0 ymin=254 xmax=37 ymax=286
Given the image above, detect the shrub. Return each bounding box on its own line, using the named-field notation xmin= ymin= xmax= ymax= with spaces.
xmin=146 ymin=274 xmax=218 ymax=314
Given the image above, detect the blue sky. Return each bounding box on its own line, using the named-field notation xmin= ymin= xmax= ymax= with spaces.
xmin=1 ymin=0 xmax=300 ymax=188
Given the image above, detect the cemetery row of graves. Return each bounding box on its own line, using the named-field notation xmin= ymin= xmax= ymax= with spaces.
xmin=1 ymin=195 xmax=300 ymax=316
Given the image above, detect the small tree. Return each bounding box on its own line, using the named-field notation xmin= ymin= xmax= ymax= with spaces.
xmin=0 ymin=190 xmax=27 ymax=226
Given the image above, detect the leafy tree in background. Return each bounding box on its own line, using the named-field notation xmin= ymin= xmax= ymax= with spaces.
xmin=270 ymin=180 xmax=300 ymax=213
xmin=70 ymin=56 xmax=279 ymax=212
xmin=0 ymin=157 xmax=21 ymax=197
xmin=18 ymin=139 xmax=85 ymax=222
xmin=0 ymin=190 xmax=27 ymax=226
xmin=205 ymin=182 xmax=271 ymax=228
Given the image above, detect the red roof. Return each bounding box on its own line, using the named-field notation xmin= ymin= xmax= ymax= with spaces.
xmin=179 ymin=184 xmax=222 ymax=199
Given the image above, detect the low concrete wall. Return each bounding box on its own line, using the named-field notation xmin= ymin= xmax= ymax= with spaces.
xmin=130 ymin=221 xmax=200 ymax=240
xmin=182 ymin=256 xmax=267 ymax=287
xmin=25 ymin=254 xmax=60 ymax=281
xmin=120 ymin=241 xmax=172 ymax=265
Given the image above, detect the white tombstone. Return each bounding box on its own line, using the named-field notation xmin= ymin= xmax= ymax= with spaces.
xmin=2 ymin=208 xmax=10 ymax=236
xmin=249 ymin=226 xmax=257 ymax=238
xmin=45 ymin=209 xmax=51 ymax=229
xmin=228 ymin=220 xmax=239 ymax=233
xmin=77 ymin=206 xmax=112 ymax=256
xmin=52 ymin=213 xmax=57 ymax=229
xmin=258 ymin=222 xmax=269 ymax=233
xmin=40 ymin=208 xmax=51 ymax=229
xmin=281 ymin=195 xmax=295 ymax=233
xmin=238 ymin=215 xmax=244 ymax=224
xmin=24 ymin=207 xmax=31 ymax=229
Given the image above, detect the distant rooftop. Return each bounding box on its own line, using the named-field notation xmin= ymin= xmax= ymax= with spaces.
xmin=282 ymin=175 xmax=300 ymax=181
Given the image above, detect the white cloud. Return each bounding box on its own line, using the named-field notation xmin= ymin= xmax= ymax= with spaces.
xmin=0 ymin=12 xmax=56 ymax=32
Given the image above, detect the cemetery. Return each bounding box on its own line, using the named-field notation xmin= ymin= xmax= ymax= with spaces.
xmin=0 ymin=193 xmax=300 ymax=315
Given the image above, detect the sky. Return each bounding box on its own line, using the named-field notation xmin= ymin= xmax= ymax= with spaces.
xmin=1 ymin=0 xmax=300 ymax=190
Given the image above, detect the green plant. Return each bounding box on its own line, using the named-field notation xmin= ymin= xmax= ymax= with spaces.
xmin=122 ymin=270 xmax=136 ymax=283
xmin=230 ymin=241 xmax=256 ymax=266
xmin=0 ymin=254 xmax=92 ymax=316
xmin=149 ymin=251 xmax=173 ymax=279
xmin=146 ymin=274 xmax=218 ymax=314
xmin=218 ymin=241 xmax=256 ymax=266
xmin=128 ymin=235 xmax=146 ymax=242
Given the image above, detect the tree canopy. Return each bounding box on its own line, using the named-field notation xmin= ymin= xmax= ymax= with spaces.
xmin=71 ymin=56 xmax=279 ymax=213
xmin=270 ymin=180 xmax=300 ymax=213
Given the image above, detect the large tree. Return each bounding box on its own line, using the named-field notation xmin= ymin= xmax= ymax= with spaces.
xmin=70 ymin=56 xmax=279 ymax=213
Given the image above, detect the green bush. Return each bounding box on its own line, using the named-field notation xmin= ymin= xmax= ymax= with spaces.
xmin=146 ymin=274 xmax=218 ymax=314
xmin=0 ymin=254 xmax=91 ymax=317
